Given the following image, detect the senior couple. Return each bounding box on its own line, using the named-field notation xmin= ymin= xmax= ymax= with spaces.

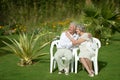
xmin=54 ymin=22 xmax=95 ymax=77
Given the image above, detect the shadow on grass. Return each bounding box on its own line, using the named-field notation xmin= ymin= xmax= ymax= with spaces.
xmin=52 ymin=68 xmax=58 ymax=72
xmin=32 ymin=58 xmax=50 ymax=64
xmin=98 ymin=60 xmax=107 ymax=72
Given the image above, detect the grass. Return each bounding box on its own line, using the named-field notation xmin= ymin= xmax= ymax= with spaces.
xmin=0 ymin=33 xmax=120 ymax=80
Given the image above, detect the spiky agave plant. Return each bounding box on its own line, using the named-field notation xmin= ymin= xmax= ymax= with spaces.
xmin=2 ymin=32 xmax=51 ymax=66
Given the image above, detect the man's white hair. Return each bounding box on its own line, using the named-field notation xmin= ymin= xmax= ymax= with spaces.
xmin=70 ymin=22 xmax=77 ymax=27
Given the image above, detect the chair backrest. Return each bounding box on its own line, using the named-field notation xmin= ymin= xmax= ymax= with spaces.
xmin=91 ymin=37 xmax=101 ymax=61
xmin=50 ymin=40 xmax=59 ymax=58
xmin=92 ymin=37 xmax=101 ymax=49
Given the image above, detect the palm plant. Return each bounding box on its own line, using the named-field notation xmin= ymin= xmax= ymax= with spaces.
xmin=78 ymin=0 xmax=120 ymax=45
xmin=2 ymin=32 xmax=51 ymax=66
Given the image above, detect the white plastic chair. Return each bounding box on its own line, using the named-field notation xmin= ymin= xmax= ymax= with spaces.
xmin=73 ymin=37 xmax=101 ymax=75
xmin=50 ymin=40 xmax=74 ymax=73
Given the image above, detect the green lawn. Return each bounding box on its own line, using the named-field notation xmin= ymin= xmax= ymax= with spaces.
xmin=0 ymin=33 xmax=120 ymax=80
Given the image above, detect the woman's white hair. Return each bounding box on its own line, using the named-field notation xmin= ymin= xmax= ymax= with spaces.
xmin=77 ymin=24 xmax=85 ymax=32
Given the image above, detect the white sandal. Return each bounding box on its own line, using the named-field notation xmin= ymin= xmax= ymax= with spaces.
xmin=88 ymin=73 xmax=94 ymax=77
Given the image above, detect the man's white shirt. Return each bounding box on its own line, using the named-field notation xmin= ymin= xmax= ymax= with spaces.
xmin=57 ymin=32 xmax=79 ymax=49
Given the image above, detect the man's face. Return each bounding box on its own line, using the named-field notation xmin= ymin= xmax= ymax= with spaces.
xmin=68 ymin=24 xmax=76 ymax=34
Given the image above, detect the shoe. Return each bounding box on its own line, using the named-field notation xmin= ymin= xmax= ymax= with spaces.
xmin=64 ymin=68 xmax=69 ymax=75
xmin=58 ymin=72 xmax=62 ymax=74
xmin=65 ymin=72 xmax=69 ymax=75
xmin=58 ymin=69 xmax=65 ymax=74
xmin=88 ymin=73 xmax=94 ymax=77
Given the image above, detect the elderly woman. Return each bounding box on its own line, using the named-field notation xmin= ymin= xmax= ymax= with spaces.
xmin=66 ymin=24 xmax=94 ymax=77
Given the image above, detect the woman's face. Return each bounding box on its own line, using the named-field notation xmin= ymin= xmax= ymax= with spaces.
xmin=76 ymin=27 xmax=81 ymax=35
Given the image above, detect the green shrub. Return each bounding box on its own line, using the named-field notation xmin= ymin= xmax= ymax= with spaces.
xmin=2 ymin=32 xmax=51 ymax=66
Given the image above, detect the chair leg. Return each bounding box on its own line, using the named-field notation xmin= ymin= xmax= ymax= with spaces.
xmin=93 ymin=60 xmax=98 ymax=75
xmin=71 ymin=60 xmax=74 ymax=73
xmin=53 ymin=60 xmax=56 ymax=69
xmin=50 ymin=59 xmax=53 ymax=73
xmin=75 ymin=60 xmax=78 ymax=74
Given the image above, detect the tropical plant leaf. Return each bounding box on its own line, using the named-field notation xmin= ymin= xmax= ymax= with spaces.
xmin=2 ymin=31 xmax=51 ymax=66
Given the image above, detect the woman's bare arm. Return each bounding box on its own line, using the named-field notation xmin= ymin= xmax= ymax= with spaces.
xmin=65 ymin=32 xmax=86 ymax=45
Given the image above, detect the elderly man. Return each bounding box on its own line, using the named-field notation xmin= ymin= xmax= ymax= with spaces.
xmin=54 ymin=22 xmax=79 ymax=75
